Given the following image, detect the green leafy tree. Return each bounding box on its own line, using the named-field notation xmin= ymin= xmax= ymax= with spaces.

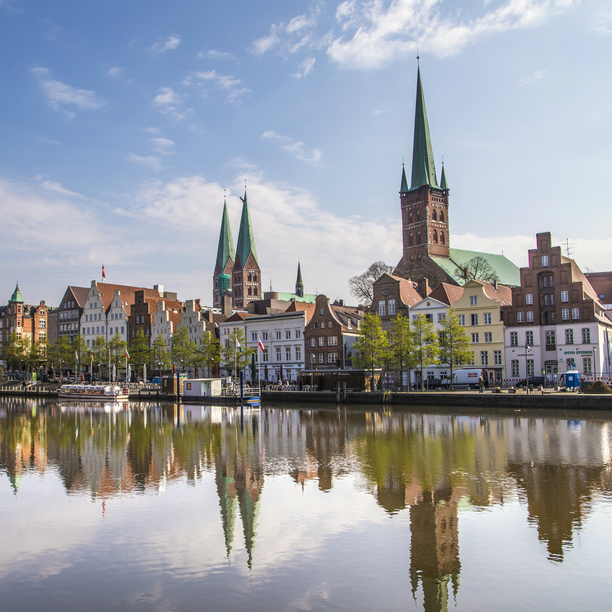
xmin=2 ymin=332 xmax=30 ymax=370
xmin=108 ymin=333 xmax=128 ymax=381
xmin=27 ymin=339 xmax=46 ymax=373
xmin=72 ymin=335 xmax=89 ymax=379
xmin=171 ymin=326 xmax=197 ymax=372
xmin=439 ymin=309 xmax=472 ymax=390
xmin=150 ymin=335 xmax=171 ymax=378
xmin=410 ymin=314 xmax=440 ymax=391
xmin=47 ymin=337 xmax=72 ymax=378
xmin=352 ymin=313 xmax=391 ymax=391
xmin=130 ymin=330 xmax=150 ymax=379
xmin=91 ymin=336 xmax=108 ymax=380
xmin=388 ymin=312 xmax=417 ymax=391
xmin=196 ymin=331 xmax=221 ymax=377
xmin=221 ymin=328 xmax=255 ymax=379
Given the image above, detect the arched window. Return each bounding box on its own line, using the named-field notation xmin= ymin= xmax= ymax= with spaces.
xmin=416 ymin=211 xmax=421 ymax=222
xmin=417 ymin=254 xmax=422 ymax=262
xmin=440 ymin=231 xmax=445 ymax=244
xmin=253 ymin=274 xmax=258 ymax=282
xmin=409 ymin=214 xmax=413 ymax=224
xmin=417 ymin=231 xmax=421 ymax=244
xmin=248 ymin=287 xmax=252 ymax=296
xmin=409 ymin=233 xmax=414 ymax=246
xmin=433 ymin=229 xmax=438 ymax=243
xmin=410 ymin=255 xmax=414 ymax=262
xmin=248 ymin=273 xmax=252 ymax=282
xmin=432 ymin=209 xmax=437 ymax=221
xmin=440 ymin=211 xmax=445 ymax=223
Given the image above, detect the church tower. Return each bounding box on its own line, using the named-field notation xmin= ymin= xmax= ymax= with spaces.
xmin=295 ymin=260 xmax=304 ymax=298
xmin=213 ymin=198 xmax=235 ymax=308
xmin=396 ymin=66 xmax=450 ymax=276
xmin=232 ymin=189 xmax=261 ymax=309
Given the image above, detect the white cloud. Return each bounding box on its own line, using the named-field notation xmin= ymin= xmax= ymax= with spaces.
xmin=592 ymin=9 xmax=612 ymax=33
xmin=292 ymin=57 xmax=316 ymax=78
xmin=252 ymin=7 xmax=321 ymax=55
xmin=184 ymin=71 xmax=252 ymax=104
xmin=152 ymin=87 xmax=189 ymax=121
xmin=151 ymin=137 xmax=175 ymax=154
xmin=262 ymin=131 xmax=322 ymax=163
xmin=327 ymin=0 xmax=579 ymax=69
xmin=127 ymin=154 xmax=162 ymax=171
xmin=198 ymin=49 xmax=238 ymax=61
xmin=107 ymin=66 xmax=124 ymax=78
xmin=148 ymin=35 xmax=181 ymax=54
xmin=39 ymin=180 xmax=85 ymax=199
xmin=252 ymin=29 xmax=281 ymax=55
xmin=31 ymin=67 xmax=105 ymax=113
xmin=520 ymin=70 xmax=545 ymax=85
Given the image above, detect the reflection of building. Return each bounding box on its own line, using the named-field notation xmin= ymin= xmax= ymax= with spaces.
xmin=410 ymin=486 xmax=461 ymax=612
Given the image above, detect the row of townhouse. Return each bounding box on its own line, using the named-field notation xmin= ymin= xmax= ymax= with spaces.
xmin=372 ymin=232 xmax=612 ymax=385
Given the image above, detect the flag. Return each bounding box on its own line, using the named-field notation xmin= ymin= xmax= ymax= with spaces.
xmin=102 ymin=265 xmax=106 ymax=280
xmin=258 ymin=337 xmax=265 ymax=352
xmin=75 ymin=350 xmax=79 ymax=363
xmin=126 ymin=348 xmax=130 ymax=360
xmin=235 ymin=338 xmax=241 ymax=349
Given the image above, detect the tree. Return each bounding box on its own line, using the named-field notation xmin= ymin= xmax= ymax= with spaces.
xmin=130 ymin=331 xmax=150 ymax=379
xmin=2 ymin=333 xmax=29 ymax=370
xmin=150 ymin=335 xmax=171 ymax=378
xmin=220 ymin=328 xmax=255 ymax=379
xmin=47 ymin=337 xmax=72 ymax=378
xmin=410 ymin=314 xmax=439 ymax=391
xmin=27 ymin=339 xmax=46 ymax=373
xmin=465 ymin=256 xmax=499 ymax=283
xmin=171 ymin=326 xmax=196 ymax=372
xmin=388 ymin=312 xmax=417 ymax=391
xmin=72 ymin=335 xmax=89 ymax=379
xmin=91 ymin=336 xmax=108 ymax=380
xmin=108 ymin=333 xmax=128 ymax=381
xmin=352 ymin=313 xmax=391 ymax=391
xmin=196 ymin=331 xmax=221 ymax=377
xmin=438 ymin=309 xmax=472 ymax=390
xmin=348 ymin=261 xmax=394 ymax=305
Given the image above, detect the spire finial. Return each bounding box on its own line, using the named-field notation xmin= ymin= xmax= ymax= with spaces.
xmin=416 ymin=49 xmax=419 ymax=66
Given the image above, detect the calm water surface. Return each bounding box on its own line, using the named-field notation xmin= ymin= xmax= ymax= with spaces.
xmin=1 ymin=398 xmax=612 ymax=611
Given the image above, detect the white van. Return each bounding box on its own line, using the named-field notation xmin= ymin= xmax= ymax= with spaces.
xmin=444 ymin=369 xmax=486 ymax=389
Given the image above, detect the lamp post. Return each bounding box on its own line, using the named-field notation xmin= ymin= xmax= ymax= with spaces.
xmin=593 ymin=345 xmax=598 ymax=380
xmin=525 ymin=343 xmax=531 ymax=394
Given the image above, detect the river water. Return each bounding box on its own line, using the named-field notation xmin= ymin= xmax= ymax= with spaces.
xmin=1 ymin=398 xmax=611 ymax=611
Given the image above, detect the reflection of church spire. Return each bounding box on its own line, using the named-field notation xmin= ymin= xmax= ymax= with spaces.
xmin=235 ymin=463 xmax=263 ymax=569
xmin=216 ymin=466 xmax=238 ymax=558
xmin=409 ymin=487 xmax=461 ymax=612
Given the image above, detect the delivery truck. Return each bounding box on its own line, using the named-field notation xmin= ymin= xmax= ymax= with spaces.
xmin=443 ymin=368 xmax=487 ymax=389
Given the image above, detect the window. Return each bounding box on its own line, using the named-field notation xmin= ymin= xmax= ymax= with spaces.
xmin=318 ymin=337 xmax=325 ymax=347
xmin=313 ymin=323 xmax=318 ymax=330
xmin=276 ymin=331 xmax=281 ymax=340
xmin=286 ymin=348 xmax=291 ymax=361
xmin=572 ymin=308 xmax=580 ymax=320
xmin=296 ymin=347 xmax=302 ymax=361
xmin=471 ymin=314 xmax=479 ymax=326
xmin=526 ymin=294 xmax=533 ymax=305
xmin=527 ymin=359 xmax=535 ymax=376
xmin=583 ymin=357 xmax=592 ymax=375
xmin=510 ymin=332 xmax=518 ymax=346
xmin=319 ymin=353 xmax=324 ymax=364
xmin=262 ymin=349 xmax=269 ymax=362
xmin=328 ymin=336 xmax=338 ymax=346
xmin=565 ymin=329 xmax=574 ymax=344
xmin=512 ymin=360 xmax=520 ymax=376
xmin=328 ymin=353 xmax=337 ymax=363
xmin=484 ymin=332 xmax=492 ymax=343
xmin=320 ymin=308 xmax=325 ymax=316
xmin=561 ymin=291 xmax=569 ymax=302
xmin=526 ymin=311 xmax=534 ymax=323
xmin=286 ymin=330 xmax=291 ymax=340
xmin=484 ymin=313 xmax=492 ymax=325
xmin=545 ymin=330 xmax=556 ymax=347
xmin=471 ymin=333 xmax=479 ymax=343
xmin=276 ymin=347 xmax=282 ymax=362
xmin=470 ymin=296 xmax=478 ymax=306
xmin=494 ymin=350 xmax=502 ymax=365
xmin=542 ymin=255 xmax=549 ymax=267
xmin=252 ymin=333 xmax=257 ymax=342
xmin=526 ymin=331 xmax=534 ymax=345
xmin=458 ymin=314 xmax=465 ymax=326
xmin=378 ymin=301 xmax=386 ymax=316
xmin=328 ymin=321 xmax=333 ymax=328
xmin=600 ymin=294 xmax=606 ymax=300
xmin=481 ymin=351 xmax=488 ymax=366
xmin=262 ymin=332 xmax=268 ymax=340
xmin=437 ymin=313 xmax=446 ymax=322
xmin=582 ymin=328 xmax=591 ymax=344
xmin=295 ymin=330 xmax=301 ymax=339
xmin=426 ymin=314 xmax=433 ymax=322
xmin=310 ymin=338 xmax=315 ymax=347
xmin=562 ymin=308 xmax=569 ymax=321
xmin=388 ymin=299 xmax=396 ymax=315
xmin=517 ymin=312 xmax=524 ymax=323
xmin=542 ymin=275 xmax=553 ymax=288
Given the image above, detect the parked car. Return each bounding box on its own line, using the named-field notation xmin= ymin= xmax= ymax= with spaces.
xmin=516 ymin=376 xmax=549 ymax=388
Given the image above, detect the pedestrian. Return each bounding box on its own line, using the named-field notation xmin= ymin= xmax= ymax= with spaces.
xmin=479 ymin=376 xmax=484 ymax=393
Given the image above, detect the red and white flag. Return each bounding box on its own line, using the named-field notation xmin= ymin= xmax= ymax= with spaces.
xmin=102 ymin=265 xmax=106 ymax=280
xmin=258 ymin=337 xmax=265 ymax=351
xmin=126 ymin=348 xmax=130 ymax=360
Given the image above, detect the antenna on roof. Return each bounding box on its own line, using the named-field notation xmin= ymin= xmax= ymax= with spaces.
xmin=563 ymin=236 xmax=573 ymax=258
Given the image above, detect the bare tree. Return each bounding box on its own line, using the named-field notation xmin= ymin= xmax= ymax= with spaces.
xmin=349 ymin=261 xmax=394 ymax=305
xmin=465 ymin=256 xmax=499 ymax=283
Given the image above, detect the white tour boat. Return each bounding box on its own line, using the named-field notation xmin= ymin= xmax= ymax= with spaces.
xmin=58 ymin=384 xmax=129 ymax=400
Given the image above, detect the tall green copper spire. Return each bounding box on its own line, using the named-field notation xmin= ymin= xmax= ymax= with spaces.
xmin=440 ymin=162 xmax=448 ymax=190
xmin=400 ymin=164 xmax=409 ymax=192
xmin=216 ymin=199 xmax=235 ymax=273
xmin=235 ymin=190 xmax=258 ymax=267
xmin=410 ymin=67 xmax=438 ymax=190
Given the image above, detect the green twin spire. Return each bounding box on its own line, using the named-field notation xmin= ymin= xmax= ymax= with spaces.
xmin=235 ymin=190 xmax=258 ymax=267
xmin=216 ymin=200 xmax=235 ymax=272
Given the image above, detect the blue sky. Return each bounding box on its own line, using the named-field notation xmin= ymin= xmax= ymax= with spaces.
xmin=1 ymin=0 xmax=611 ymax=307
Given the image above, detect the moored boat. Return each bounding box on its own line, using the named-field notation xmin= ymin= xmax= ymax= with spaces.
xmin=58 ymin=384 xmax=129 ymax=400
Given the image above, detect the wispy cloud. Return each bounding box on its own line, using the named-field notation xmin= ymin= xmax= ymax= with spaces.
xmin=39 ymin=179 xmax=85 ymax=199
xmin=292 ymin=57 xmax=316 ymax=78
xmin=127 ymin=153 xmax=162 ymax=171
xmin=520 ymin=70 xmax=545 ymax=85
xmin=148 ymin=35 xmax=181 ymax=54
xmin=31 ymin=67 xmax=105 ymax=116
xmin=251 ymin=7 xmax=321 ymax=56
xmin=592 ymin=8 xmax=612 ymax=33
xmin=151 ymin=137 xmax=175 ymax=155
xmin=197 ymin=49 xmax=238 ymax=62
xmin=152 ymin=86 xmax=190 ymax=121
xmin=262 ymin=131 xmax=322 ymax=163
xmin=327 ymin=0 xmax=579 ymax=69
xmin=184 ymin=71 xmax=252 ymax=104
xmin=107 ymin=66 xmax=124 ymax=78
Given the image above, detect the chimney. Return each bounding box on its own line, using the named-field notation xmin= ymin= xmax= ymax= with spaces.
xmin=154 ymin=284 xmax=164 ymax=296
xmin=417 ymin=278 xmax=430 ymax=297
xmin=221 ymin=294 xmax=232 ymax=317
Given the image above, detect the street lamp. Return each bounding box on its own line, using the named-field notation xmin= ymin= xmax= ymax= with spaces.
xmin=593 ymin=345 xmax=598 ymax=380
xmin=525 ymin=343 xmax=531 ymax=394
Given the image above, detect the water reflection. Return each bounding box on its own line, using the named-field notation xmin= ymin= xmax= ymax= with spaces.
xmin=1 ymin=399 xmax=612 ymax=611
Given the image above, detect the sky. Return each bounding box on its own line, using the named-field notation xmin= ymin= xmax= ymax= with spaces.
xmin=1 ymin=0 xmax=611 ymax=307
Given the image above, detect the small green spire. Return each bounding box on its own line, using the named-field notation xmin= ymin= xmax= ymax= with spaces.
xmin=400 ymin=164 xmax=409 ymax=192
xmin=216 ymin=200 xmax=235 ymax=273
xmin=410 ymin=67 xmax=438 ymax=190
xmin=440 ymin=163 xmax=448 ymax=190
xmin=10 ymin=283 xmax=24 ymax=304
xmin=236 ymin=189 xmax=258 ymax=267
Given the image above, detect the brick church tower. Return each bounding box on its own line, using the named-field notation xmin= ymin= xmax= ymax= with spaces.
xmin=395 ymin=66 xmax=450 ymax=277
